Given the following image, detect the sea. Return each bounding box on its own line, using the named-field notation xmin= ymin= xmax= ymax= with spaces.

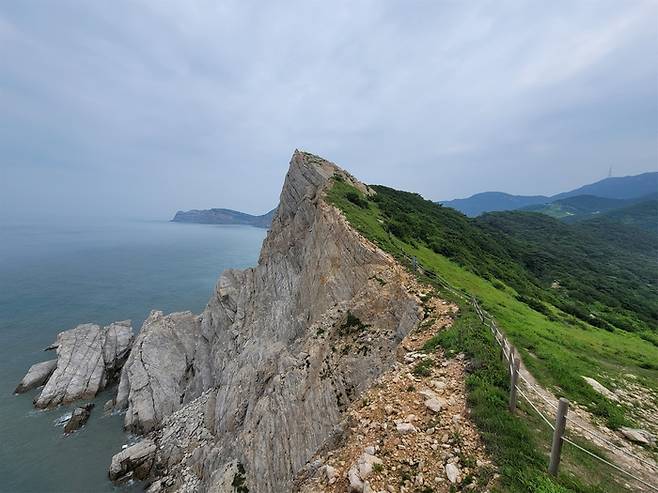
xmin=0 ymin=218 xmax=267 ymax=493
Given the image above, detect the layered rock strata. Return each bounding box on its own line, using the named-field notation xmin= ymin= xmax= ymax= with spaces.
xmin=16 ymin=320 xmax=134 ymax=408
xmin=14 ymin=359 xmax=57 ymax=394
xmin=109 ymin=151 xmax=422 ymax=492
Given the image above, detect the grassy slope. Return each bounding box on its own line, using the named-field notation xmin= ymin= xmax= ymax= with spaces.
xmin=326 ymin=178 xmax=658 ymax=492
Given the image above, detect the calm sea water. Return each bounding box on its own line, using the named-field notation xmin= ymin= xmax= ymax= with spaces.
xmin=0 ymin=218 xmax=266 ymax=493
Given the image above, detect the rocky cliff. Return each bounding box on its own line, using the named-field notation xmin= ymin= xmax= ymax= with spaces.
xmin=111 ymin=151 xmax=423 ymax=492
xmin=15 ymin=150 xmax=424 ymax=492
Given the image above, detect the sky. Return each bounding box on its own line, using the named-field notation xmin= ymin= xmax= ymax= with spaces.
xmin=1 ymin=0 xmax=657 ymax=220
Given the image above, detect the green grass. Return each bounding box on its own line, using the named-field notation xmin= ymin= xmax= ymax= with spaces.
xmin=412 ymin=358 xmax=434 ymax=377
xmin=326 ymin=179 xmax=658 ymax=425
xmin=434 ymin=304 xmax=628 ymax=492
xmin=326 ymin=178 xmax=658 ymax=492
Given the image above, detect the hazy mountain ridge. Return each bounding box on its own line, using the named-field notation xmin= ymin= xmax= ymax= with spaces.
xmin=172 ymin=207 xmax=276 ymax=228
xmin=521 ymin=192 xmax=658 ymax=227
xmin=440 ymin=171 xmax=658 ymax=217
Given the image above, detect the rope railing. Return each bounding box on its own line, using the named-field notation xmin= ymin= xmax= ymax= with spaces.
xmin=518 ymin=373 xmax=559 ymax=411
xmin=562 ymin=437 xmax=658 ymax=492
xmin=518 ymin=385 xmax=658 ymax=492
xmin=517 ymin=385 xmax=555 ymax=430
xmin=399 ymin=253 xmax=658 ymax=490
xmin=564 ymin=415 xmax=657 ymax=470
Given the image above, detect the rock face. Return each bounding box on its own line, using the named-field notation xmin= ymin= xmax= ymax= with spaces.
xmin=63 ymin=403 xmax=94 ymax=433
xmin=110 ymin=151 xmax=421 ymax=492
xmin=115 ymin=311 xmax=207 ymax=434
xmin=109 ymin=439 xmax=157 ymax=481
xmin=30 ymin=321 xmax=133 ymax=409
xmin=14 ymin=359 xmax=57 ymax=393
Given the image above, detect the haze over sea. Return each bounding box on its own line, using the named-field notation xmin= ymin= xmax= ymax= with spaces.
xmin=0 ymin=218 xmax=266 ymax=493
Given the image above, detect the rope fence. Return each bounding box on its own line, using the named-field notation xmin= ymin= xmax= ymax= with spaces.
xmin=399 ymin=253 xmax=658 ymax=491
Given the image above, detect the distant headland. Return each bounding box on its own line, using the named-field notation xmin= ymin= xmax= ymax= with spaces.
xmin=171 ymin=207 xmax=276 ymax=228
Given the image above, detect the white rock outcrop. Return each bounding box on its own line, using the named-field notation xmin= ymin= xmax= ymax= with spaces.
xmin=582 ymin=376 xmax=619 ymax=402
xmin=14 ymin=359 xmax=57 ymax=394
xmin=27 ymin=320 xmax=133 ymax=408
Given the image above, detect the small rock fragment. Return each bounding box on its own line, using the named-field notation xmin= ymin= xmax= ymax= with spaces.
xmin=396 ymin=422 xmax=417 ymax=434
xmin=445 ymin=462 xmax=460 ymax=483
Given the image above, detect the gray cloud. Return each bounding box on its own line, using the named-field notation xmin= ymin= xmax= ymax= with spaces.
xmin=1 ymin=0 xmax=656 ymax=219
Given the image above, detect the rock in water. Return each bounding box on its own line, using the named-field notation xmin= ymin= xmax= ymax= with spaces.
xmin=109 ymin=151 xmax=421 ymax=491
xmin=109 ymin=439 xmax=156 ymax=481
xmin=33 ymin=321 xmax=133 ymax=409
xmin=14 ymin=359 xmax=57 ymax=393
xmin=63 ymin=403 xmax=94 ymax=433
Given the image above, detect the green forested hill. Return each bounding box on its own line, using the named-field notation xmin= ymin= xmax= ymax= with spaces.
xmin=521 ymin=193 xmax=658 ymax=231
xmin=369 ymin=185 xmax=658 ymax=334
xmin=522 ymin=195 xmax=630 ymax=221
xmin=585 ymin=199 xmax=658 ymax=234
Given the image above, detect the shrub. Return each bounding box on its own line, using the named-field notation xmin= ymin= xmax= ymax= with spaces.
xmin=412 ymin=358 xmax=433 ymax=377
xmin=345 ymin=190 xmax=369 ymax=208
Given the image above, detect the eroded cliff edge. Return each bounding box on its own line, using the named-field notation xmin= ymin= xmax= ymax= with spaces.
xmin=108 ymin=151 xmax=423 ymax=492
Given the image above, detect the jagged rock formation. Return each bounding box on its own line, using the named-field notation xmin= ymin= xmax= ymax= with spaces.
xmin=115 ymin=311 xmax=208 ymax=434
xmin=109 ymin=439 xmax=157 ymax=482
xmin=63 ymin=403 xmax=95 ymax=433
xmin=17 ymin=320 xmax=134 ymax=409
xmin=14 ymin=359 xmax=57 ymax=393
xmin=110 ymin=151 xmax=422 ymax=491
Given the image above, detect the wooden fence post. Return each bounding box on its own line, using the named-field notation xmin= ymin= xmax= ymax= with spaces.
xmin=508 ymin=352 xmax=521 ymax=412
xmin=549 ymin=398 xmax=570 ymax=476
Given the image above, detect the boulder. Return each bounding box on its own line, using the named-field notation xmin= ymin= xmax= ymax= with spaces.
xmin=582 ymin=376 xmax=619 ymax=402
xmin=347 ymin=465 xmax=364 ymax=492
xmin=103 ymin=398 xmax=115 ymax=414
xmin=324 ymin=465 xmax=337 ymax=483
xmin=64 ymin=403 xmax=94 ymax=433
xmin=424 ymin=397 xmax=446 ymax=413
xmin=620 ymin=427 xmax=656 ymax=447
xmin=14 ymin=359 xmax=57 ymax=393
xmin=109 ymin=439 xmax=156 ymax=481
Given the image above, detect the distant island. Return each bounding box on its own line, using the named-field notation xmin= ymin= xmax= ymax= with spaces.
xmin=171 ymin=207 xmax=277 ymax=228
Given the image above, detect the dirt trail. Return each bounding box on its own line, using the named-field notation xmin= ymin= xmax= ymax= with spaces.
xmin=297 ymin=290 xmax=496 ymax=493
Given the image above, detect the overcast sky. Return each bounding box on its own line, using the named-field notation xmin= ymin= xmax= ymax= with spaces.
xmin=1 ymin=1 xmax=656 ymax=220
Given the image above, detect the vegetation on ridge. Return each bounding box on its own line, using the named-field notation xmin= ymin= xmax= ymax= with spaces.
xmin=326 ymin=176 xmax=658 ymax=493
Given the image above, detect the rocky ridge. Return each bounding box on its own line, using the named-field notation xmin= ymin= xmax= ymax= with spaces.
xmin=14 ymin=150 xmax=492 ymax=492
xmin=109 ymin=151 xmax=423 ymax=491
